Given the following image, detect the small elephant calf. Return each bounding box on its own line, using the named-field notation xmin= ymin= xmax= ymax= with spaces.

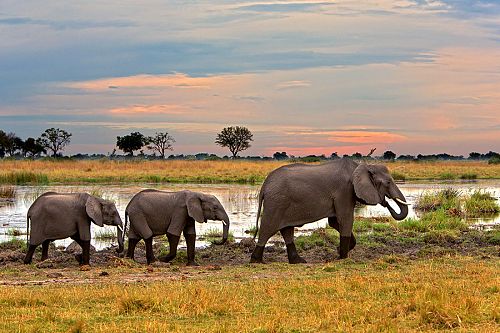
xmin=124 ymin=190 xmax=230 ymax=265
xmin=24 ymin=192 xmax=124 ymax=266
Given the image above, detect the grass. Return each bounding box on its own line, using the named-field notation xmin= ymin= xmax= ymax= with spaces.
xmin=94 ymin=229 xmax=117 ymax=241
xmin=0 ymin=257 xmax=498 ymax=332
xmin=199 ymin=228 xmax=235 ymax=244
xmin=464 ymin=190 xmax=500 ymax=217
xmin=0 ymin=171 xmax=49 ymax=185
xmin=0 ymin=160 xmax=499 ymax=184
xmin=415 ymin=188 xmax=499 ymax=219
xmin=414 ymin=188 xmax=461 ymax=212
xmin=0 ymin=238 xmax=27 ymax=252
xmin=5 ymin=228 xmax=25 ymax=236
xmin=0 ymin=185 xmax=16 ymax=199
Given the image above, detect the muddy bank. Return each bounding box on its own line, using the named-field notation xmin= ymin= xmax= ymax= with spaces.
xmin=1 ymin=229 xmax=498 ymax=272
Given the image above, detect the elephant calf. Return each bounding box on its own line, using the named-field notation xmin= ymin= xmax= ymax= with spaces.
xmin=124 ymin=189 xmax=230 ymax=265
xmin=24 ymin=192 xmax=124 ymax=266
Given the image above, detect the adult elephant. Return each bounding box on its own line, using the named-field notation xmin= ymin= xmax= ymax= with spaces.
xmin=250 ymin=158 xmax=409 ymax=264
xmin=24 ymin=192 xmax=124 ymax=265
xmin=124 ymin=190 xmax=230 ymax=265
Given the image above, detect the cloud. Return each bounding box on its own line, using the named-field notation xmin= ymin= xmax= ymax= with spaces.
xmin=109 ymin=104 xmax=189 ymax=115
xmin=276 ymin=80 xmax=311 ymax=90
xmin=234 ymin=1 xmax=334 ymax=13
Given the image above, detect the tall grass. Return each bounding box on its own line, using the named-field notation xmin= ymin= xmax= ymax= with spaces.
xmin=0 ymin=171 xmax=48 ymax=185
xmin=0 ymin=160 xmax=499 ymax=184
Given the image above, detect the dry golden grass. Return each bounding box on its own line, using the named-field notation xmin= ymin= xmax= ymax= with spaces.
xmin=0 ymin=257 xmax=498 ymax=332
xmin=0 ymin=159 xmax=499 ymax=184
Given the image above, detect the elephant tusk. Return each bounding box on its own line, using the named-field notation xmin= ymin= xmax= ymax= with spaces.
xmin=394 ymin=198 xmax=410 ymax=206
xmin=222 ymin=220 xmax=227 ymax=226
xmin=117 ymin=225 xmax=124 ymax=232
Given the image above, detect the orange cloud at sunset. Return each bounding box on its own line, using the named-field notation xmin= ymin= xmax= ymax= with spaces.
xmin=109 ymin=104 xmax=188 ymax=115
xmin=64 ymin=73 xmax=227 ymax=91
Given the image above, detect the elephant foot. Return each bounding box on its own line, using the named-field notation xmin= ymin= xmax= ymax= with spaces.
xmin=288 ymin=256 xmax=307 ymax=264
xmin=23 ymin=258 xmax=32 ymax=265
xmin=250 ymin=245 xmax=265 ymax=263
xmin=75 ymin=254 xmax=83 ymax=264
xmin=286 ymin=243 xmax=306 ymax=264
xmin=186 ymin=261 xmax=199 ymax=267
xmin=146 ymin=257 xmax=157 ymax=265
xmin=158 ymin=254 xmax=175 ymax=263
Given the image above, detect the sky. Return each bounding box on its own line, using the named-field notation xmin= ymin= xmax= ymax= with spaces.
xmin=0 ymin=0 xmax=499 ymax=157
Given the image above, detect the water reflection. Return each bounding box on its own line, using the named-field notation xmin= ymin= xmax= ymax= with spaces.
xmin=1 ymin=180 xmax=499 ymax=249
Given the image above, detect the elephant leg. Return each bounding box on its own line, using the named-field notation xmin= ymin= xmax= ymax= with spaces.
xmin=23 ymin=244 xmax=38 ymax=264
xmin=126 ymin=238 xmax=140 ymax=260
xmin=329 ymin=216 xmax=356 ymax=254
xmin=80 ymin=240 xmax=91 ymax=265
xmin=280 ymin=226 xmax=306 ymax=264
xmin=41 ymin=240 xmax=51 ymax=261
xmin=145 ymin=236 xmax=155 ymax=265
xmin=158 ymin=233 xmax=180 ymax=263
xmin=250 ymin=215 xmax=277 ymax=263
xmin=71 ymin=235 xmax=85 ymax=264
xmin=184 ymin=233 xmax=198 ymax=266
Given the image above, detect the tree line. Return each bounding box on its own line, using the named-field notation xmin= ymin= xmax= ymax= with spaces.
xmin=1 ymin=126 xmax=498 ymax=162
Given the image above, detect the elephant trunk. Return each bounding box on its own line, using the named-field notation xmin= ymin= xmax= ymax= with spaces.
xmin=116 ymin=225 xmax=124 ymax=253
xmin=385 ymin=186 xmax=409 ymax=220
xmin=214 ymin=213 xmax=230 ymax=245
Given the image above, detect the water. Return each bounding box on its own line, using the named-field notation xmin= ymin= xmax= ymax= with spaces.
xmin=1 ymin=181 xmax=499 ymax=249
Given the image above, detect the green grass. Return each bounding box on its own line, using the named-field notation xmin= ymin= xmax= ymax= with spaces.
xmin=5 ymin=228 xmax=25 ymax=236
xmin=94 ymin=229 xmax=117 ymax=241
xmin=390 ymin=171 xmax=406 ymax=181
xmin=464 ymin=190 xmax=500 ymax=217
xmin=414 ymin=188 xmax=462 ymax=213
xmin=0 ymin=238 xmax=27 ymax=252
xmin=438 ymin=172 xmax=456 ymax=180
xmin=199 ymin=228 xmax=235 ymax=244
xmin=0 ymin=171 xmax=49 ymax=185
xmin=460 ymin=173 xmax=478 ymax=180
xmin=295 ymin=228 xmax=337 ymax=250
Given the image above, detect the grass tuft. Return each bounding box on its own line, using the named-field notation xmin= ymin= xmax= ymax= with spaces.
xmin=464 ymin=190 xmax=500 ymax=217
xmin=0 ymin=185 xmax=16 ymax=199
xmin=200 ymin=228 xmax=235 ymax=244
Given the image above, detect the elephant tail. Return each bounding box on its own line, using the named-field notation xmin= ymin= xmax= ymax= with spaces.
xmin=26 ymin=214 xmax=30 ymax=247
xmin=253 ymin=188 xmax=264 ymax=240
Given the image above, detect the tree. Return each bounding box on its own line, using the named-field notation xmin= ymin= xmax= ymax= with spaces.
xmin=273 ymin=152 xmax=288 ymax=160
xmin=330 ymin=152 xmax=339 ymax=159
xmin=215 ymin=126 xmax=253 ymax=158
xmin=0 ymin=131 xmax=23 ymax=156
xmin=23 ymin=138 xmax=46 ymax=157
xmin=147 ymin=132 xmax=175 ymax=158
xmin=116 ymin=132 xmax=148 ymax=156
xmin=38 ymin=128 xmax=72 ymax=157
xmin=382 ymin=150 xmax=396 ymax=160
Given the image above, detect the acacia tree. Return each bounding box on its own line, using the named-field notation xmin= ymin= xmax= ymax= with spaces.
xmin=38 ymin=128 xmax=72 ymax=157
xmin=116 ymin=132 xmax=148 ymax=156
xmin=0 ymin=131 xmax=23 ymax=156
xmin=147 ymin=132 xmax=175 ymax=158
xmin=215 ymin=126 xmax=253 ymax=158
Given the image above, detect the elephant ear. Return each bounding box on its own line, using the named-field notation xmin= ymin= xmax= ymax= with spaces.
xmin=353 ymin=164 xmax=380 ymax=205
xmin=85 ymin=196 xmax=104 ymax=226
xmin=186 ymin=193 xmax=205 ymax=223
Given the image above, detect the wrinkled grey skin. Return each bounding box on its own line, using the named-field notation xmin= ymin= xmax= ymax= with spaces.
xmin=250 ymin=158 xmax=409 ymax=264
xmin=24 ymin=192 xmax=124 ymax=265
xmin=124 ymin=190 xmax=230 ymax=265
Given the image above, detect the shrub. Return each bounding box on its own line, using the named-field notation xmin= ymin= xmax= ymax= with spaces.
xmin=459 ymin=173 xmax=477 ymax=180
xmin=0 ymin=185 xmax=16 ymax=199
xmin=414 ymin=189 xmax=461 ymax=212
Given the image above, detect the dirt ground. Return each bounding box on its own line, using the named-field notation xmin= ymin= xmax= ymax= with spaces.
xmin=0 ymin=231 xmax=498 ymax=287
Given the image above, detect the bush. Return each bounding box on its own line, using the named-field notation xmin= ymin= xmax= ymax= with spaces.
xmin=414 ymin=189 xmax=461 ymax=212
xmin=488 ymin=157 xmax=500 ymax=164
